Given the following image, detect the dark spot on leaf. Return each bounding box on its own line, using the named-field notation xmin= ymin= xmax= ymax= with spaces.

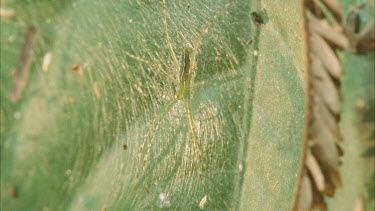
xmin=70 ymin=64 xmax=84 ymax=77
xmin=9 ymin=186 xmax=17 ymax=198
xmin=251 ymin=12 xmax=264 ymax=25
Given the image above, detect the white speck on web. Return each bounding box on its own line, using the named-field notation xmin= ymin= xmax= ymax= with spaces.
xmin=42 ymin=52 xmax=52 ymax=72
xmin=238 ymin=163 xmax=243 ymax=172
xmin=158 ymin=192 xmax=171 ymax=208
xmin=65 ymin=169 xmax=72 ymax=176
xmin=13 ymin=111 xmax=21 ymax=119
xmin=199 ymin=195 xmax=207 ymax=209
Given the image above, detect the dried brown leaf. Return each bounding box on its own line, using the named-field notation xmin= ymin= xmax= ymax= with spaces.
xmin=310 ymin=33 xmax=343 ymax=79
xmin=311 ymin=183 xmax=328 ymax=210
xmin=308 ymin=16 xmax=349 ymax=49
xmin=290 ymin=0 xmax=347 ymax=210
xmin=10 ymin=26 xmax=38 ymax=103
xmin=320 ymin=0 xmax=343 ymax=22
xmin=322 ymin=175 xmax=336 ymax=197
xmin=312 ymin=96 xmax=342 ymax=140
xmin=298 ymin=175 xmax=313 ymax=210
xmin=306 ymin=152 xmax=325 ymax=192
xmin=309 ymin=133 xmax=341 ymax=186
xmin=311 ymin=55 xmax=341 ymax=115
xmin=310 ymin=139 xmax=342 ymax=189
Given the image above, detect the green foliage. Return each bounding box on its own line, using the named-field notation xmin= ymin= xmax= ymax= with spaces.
xmin=3 ymin=0 xmax=372 ymax=210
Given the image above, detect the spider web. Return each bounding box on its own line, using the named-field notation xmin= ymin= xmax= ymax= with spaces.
xmin=0 ymin=0 xmax=306 ymax=210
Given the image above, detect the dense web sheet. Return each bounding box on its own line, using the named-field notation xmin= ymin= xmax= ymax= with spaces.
xmin=55 ymin=0 xmax=251 ymax=209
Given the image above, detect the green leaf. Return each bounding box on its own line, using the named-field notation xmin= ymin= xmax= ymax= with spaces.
xmin=1 ymin=0 xmax=305 ymax=210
